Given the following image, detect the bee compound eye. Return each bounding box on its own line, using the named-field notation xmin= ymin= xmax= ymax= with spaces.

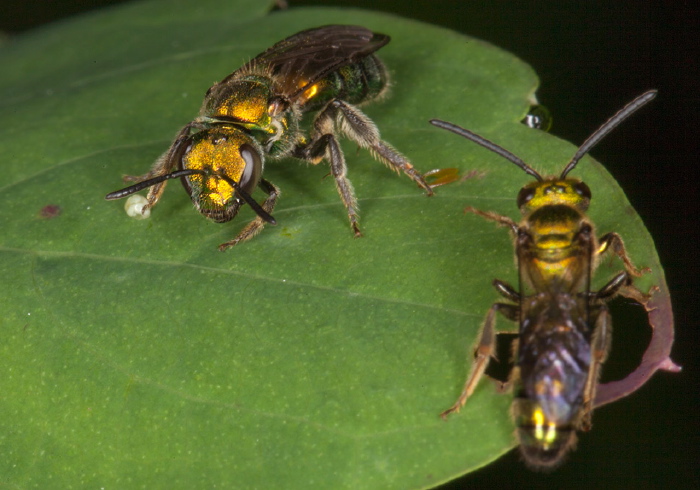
xmin=574 ymin=182 xmax=592 ymax=200
xmin=517 ymin=187 xmax=535 ymax=208
xmin=238 ymin=144 xmax=263 ymax=194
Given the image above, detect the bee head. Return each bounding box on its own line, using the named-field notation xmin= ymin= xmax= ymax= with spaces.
xmin=429 ymin=90 xmax=656 ymax=208
xmin=517 ymin=179 xmax=591 ymax=213
xmin=181 ymin=128 xmax=263 ymax=222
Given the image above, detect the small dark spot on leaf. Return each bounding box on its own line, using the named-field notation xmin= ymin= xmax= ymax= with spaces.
xmin=461 ymin=169 xmax=487 ymax=182
xmin=39 ymin=204 xmax=61 ymax=219
xmin=280 ymin=227 xmax=297 ymax=238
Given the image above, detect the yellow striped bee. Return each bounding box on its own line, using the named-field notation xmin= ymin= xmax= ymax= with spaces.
xmin=432 ymin=91 xmax=657 ymax=467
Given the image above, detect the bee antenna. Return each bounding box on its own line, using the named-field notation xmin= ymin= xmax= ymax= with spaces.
xmin=104 ymin=169 xmax=197 ymax=200
xmin=105 ymin=170 xmax=276 ymax=225
xmin=560 ymin=90 xmax=657 ymax=178
xmin=217 ymin=174 xmax=276 ymax=225
xmin=430 ymin=119 xmax=543 ymax=182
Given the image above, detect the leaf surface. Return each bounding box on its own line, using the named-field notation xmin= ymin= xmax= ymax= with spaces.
xmin=0 ymin=1 xmax=673 ymax=488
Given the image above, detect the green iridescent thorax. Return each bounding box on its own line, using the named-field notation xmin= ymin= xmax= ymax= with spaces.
xmin=200 ymin=74 xmax=298 ymax=159
xmin=202 ymin=76 xmax=275 ymax=130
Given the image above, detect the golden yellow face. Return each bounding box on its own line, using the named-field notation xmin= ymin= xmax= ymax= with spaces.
xmin=517 ymin=178 xmax=592 ymax=215
xmin=182 ymin=127 xmax=262 ymax=214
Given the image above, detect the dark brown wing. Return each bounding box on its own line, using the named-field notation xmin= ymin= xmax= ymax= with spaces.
xmin=241 ymin=25 xmax=389 ymax=101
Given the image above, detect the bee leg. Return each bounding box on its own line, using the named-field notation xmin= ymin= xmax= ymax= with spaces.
xmin=441 ymin=302 xmax=518 ymax=419
xmin=294 ymin=132 xmax=362 ymax=236
xmin=596 ymin=271 xmax=652 ymax=304
xmin=581 ymin=305 xmax=612 ymax=430
xmin=597 ymin=232 xmax=650 ymax=277
xmin=493 ymin=279 xmax=521 ymax=303
xmin=323 ymin=99 xmax=434 ymax=195
xmin=218 ymin=179 xmax=280 ymax=251
xmin=464 ymin=207 xmax=519 ymax=234
xmin=122 ymin=124 xmax=194 ymax=214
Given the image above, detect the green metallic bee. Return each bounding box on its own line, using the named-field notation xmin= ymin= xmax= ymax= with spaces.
xmin=106 ymin=25 xmax=437 ymax=250
xmin=431 ymin=91 xmax=657 ymax=468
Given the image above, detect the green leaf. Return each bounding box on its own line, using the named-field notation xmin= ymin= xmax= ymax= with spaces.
xmin=0 ymin=0 xmax=673 ymax=488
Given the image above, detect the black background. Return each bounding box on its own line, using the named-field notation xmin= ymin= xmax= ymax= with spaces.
xmin=2 ymin=1 xmax=697 ymax=488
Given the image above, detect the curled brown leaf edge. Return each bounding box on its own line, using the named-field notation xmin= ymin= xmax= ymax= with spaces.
xmin=595 ymin=280 xmax=681 ymax=407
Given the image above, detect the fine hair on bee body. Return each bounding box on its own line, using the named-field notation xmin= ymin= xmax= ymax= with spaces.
xmin=431 ymin=90 xmax=657 ymax=468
